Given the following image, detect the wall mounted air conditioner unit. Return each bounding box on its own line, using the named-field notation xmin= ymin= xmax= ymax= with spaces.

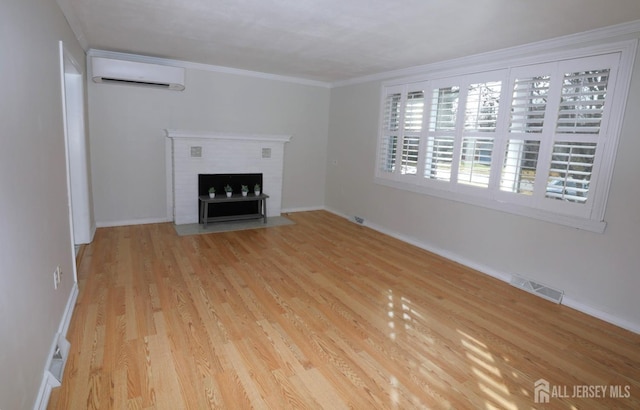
xmin=91 ymin=57 xmax=185 ymax=91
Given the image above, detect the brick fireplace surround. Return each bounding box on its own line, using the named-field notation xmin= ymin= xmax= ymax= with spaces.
xmin=165 ymin=129 xmax=291 ymax=225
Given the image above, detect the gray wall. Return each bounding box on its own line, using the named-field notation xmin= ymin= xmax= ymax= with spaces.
xmin=326 ymin=46 xmax=640 ymax=331
xmin=88 ymin=68 xmax=330 ymax=225
xmin=2 ymin=2 xmax=637 ymax=407
xmin=0 ymin=0 xmax=83 ymax=408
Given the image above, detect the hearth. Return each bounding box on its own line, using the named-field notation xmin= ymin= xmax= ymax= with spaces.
xmin=198 ymin=173 xmax=263 ymax=221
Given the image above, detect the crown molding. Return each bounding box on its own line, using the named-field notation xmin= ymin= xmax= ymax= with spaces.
xmin=333 ymin=19 xmax=640 ymax=88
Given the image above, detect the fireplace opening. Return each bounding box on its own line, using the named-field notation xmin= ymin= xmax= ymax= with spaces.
xmin=198 ymin=173 xmax=263 ymax=221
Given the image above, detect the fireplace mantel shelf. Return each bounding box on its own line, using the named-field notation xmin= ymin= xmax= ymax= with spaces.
xmin=165 ymin=129 xmax=292 ymax=143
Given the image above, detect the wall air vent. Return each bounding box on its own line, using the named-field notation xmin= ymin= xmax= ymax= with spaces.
xmin=510 ymin=274 xmax=564 ymax=304
xmin=91 ymin=57 xmax=185 ymax=91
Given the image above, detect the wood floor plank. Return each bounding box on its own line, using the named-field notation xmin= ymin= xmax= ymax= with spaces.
xmin=49 ymin=211 xmax=640 ymax=409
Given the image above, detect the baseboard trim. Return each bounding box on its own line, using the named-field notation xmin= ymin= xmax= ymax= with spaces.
xmin=324 ymin=207 xmax=640 ymax=335
xmin=281 ymin=205 xmax=325 ymax=214
xmin=58 ymin=283 xmax=78 ymax=336
xmin=562 ymin=296 xmax=640 ymax=335
xmin=33 ymin=283 xmax=79 ymax=410
xmin=96 ymin=216 xmax=172 ymax=228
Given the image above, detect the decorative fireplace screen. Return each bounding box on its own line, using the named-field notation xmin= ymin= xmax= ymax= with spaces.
xmin=197 ymin=173 xmax=263 ymax=221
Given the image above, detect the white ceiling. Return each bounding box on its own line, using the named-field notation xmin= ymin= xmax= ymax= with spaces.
xmin=57 ymin=0 xmax=640 ymax=84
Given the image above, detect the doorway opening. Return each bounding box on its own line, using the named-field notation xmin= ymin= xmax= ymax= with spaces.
xmin=59 ymin=42 xmax=94 ymax=268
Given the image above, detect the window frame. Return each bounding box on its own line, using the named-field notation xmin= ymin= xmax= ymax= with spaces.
xmin=374 ymin=40 xmax=638 ymax=232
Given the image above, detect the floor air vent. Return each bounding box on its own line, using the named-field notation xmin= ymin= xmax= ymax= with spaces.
xmin=48 ymin=333 xmax=71 ymax=385
xmin=510 ymin=275 xmax=564 ymax=304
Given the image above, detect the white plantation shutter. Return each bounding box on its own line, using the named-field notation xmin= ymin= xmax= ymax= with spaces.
xmin=425 ymin=136 xmax=455 ymax=181
xmin=425 ymin=86 xmax=459 ymax=182
xmin=499 ymin=72 xmax=550 ymax=198
xmin=400 ymin=90 xmax=425 ymax=175
xmin=541 ymin=56 xmax=616 ymax=215
xmin=430 ymin=86 xmax=459 ymax=131
xmin=375 ymin=45 xmax=631 ymax=230
xmin=377 ymin=84 xmax=426 ymax=177
xmin=509 ymin=76 xmax=550 ymax=134
xmin=556 ymin=70 xmax=609 ymax=134
xmin=464 ymin=82 xmax=502 ymax=132
xmin=404 ymin=91 xmax=425 ymax=132
xmin=400 ymin=136 xmax=420 ymax=175
xmin=457 ymin=138 xmax=495 ymax=188
xmin=458 ymin=81 xmax=502 ymax=188
xmin=379 ymin=134 xmax=398 ymax=173
xmin=545 ymin=142 xmax=596 ymax=203
xmin=379 ymin=90 xmax=402 ymax=173
xmin=501 ymin=140 xmax=541 ymax=195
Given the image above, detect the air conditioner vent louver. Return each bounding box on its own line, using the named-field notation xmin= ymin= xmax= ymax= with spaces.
xmin=100 ymin=77 xmax=172 ymax=89
xmin=91 ymin=57 xmax=185 ymax=91
xmin=510 ymin=275 xmax=563 ymax=304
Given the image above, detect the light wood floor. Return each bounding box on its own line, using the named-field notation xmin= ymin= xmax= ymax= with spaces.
xmin=49 ymin=211 xmax=640 ymax=409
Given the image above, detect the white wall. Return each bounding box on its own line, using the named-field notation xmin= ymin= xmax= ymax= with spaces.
xmin=0 ymin=1 xmax=83 ymax=408
xmin=88 ymin=67 xmax=330 ymax=226
xmin=326 ymin=46 xmax=640 ymax=332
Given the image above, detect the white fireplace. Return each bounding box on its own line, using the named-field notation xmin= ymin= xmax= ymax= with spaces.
xmin=165 ymin=129 xmax=291 ymax=225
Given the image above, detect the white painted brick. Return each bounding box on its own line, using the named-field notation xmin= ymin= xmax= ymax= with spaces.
xmin=167 ymin=133 xmax=290 ymax=224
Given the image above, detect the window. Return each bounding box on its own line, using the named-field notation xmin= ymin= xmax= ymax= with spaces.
xmin=500 ymin=73 xmax=549 ymax=197
xmin=379 ymin=89 xmax=401 ymax=173
xmin=400 ymin=90 xmax=425 ymax=175
xmin=425 ymin=86 xmax=459 ymax=182
xmin=375 ymin=44 xmax=635 ymax=232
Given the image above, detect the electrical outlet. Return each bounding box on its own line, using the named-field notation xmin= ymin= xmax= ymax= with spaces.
xmin=53 ymin=266 xmax=62 ymax=289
